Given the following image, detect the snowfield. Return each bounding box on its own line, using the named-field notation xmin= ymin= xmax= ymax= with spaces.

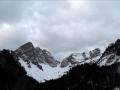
xmin=19 ymin=59 xmax=70 ymax=83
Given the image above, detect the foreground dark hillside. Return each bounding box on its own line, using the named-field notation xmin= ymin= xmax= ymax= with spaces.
xmin=0 ymin=50 xmax=40 ymax=90
xmin=0 ymin=49 xmax=120 ymax=90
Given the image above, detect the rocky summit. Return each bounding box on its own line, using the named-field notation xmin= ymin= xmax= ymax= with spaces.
xmin=97 ymin=39 xmax=120 ymax=66
xmin=61 ymin=48 xmax=101 ymax=68
xmin=15 ymin=42 xmax=59 ymax=70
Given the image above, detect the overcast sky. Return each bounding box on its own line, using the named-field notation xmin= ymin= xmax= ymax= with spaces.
xmin=0 ymin=0 xmax=120 ymax=59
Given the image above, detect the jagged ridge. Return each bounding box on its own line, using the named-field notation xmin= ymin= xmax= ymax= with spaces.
xmin=15 ymin=42 xmax=59 ymax=70
xmin=11 ymin=39 xmax=120 ymax=82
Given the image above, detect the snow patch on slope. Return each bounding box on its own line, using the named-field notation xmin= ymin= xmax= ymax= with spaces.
xmin=72 ymin=53 xmax=85 ymax=62
xmin=19 ymin=59 xmax=70 ymax=83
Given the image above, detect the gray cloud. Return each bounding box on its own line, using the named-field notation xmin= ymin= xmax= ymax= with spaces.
xmin=0 ymin=0 xmax=32 ymax=22
xmin=0 ymin=23 xmax=30 ymax=50
xmin=0 ymin=0 xmax=120 ymax=59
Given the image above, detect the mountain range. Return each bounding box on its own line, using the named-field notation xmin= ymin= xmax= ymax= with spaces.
xmin=9 ymin=39 xmax=120 ymax=82
xmin=0 ymin=39 xmax=120 ymax=90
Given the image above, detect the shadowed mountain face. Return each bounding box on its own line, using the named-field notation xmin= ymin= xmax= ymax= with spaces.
xmin=97 ymin=39 xmax=120 ymax=66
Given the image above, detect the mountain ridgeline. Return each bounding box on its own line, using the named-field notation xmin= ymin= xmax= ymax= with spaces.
xmin=14 ymin=42 xmax=59 ymax=70
xmin=13 ymin=39 xmax=120 ymax=71
xmin=0 ymin=39 xmax=120 ymax=90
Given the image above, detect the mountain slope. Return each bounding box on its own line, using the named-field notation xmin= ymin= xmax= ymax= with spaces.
xmin=61 ymin=48 xmax=101 ymax=68
xmin=19 ymin=58 xmax=70 ymax=82
xmin=14 ymin=42 xmax=67 ymax=82
xmin=97 ymin=39 xmax=120 ymax=66
xmin=15 ymin=42 xmax=59 ymax=70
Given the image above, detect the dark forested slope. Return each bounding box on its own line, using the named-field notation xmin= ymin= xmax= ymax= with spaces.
xmin=0 ymin=50 xmax=40 ymax=90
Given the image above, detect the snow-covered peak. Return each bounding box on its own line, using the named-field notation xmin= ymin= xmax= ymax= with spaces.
xmin=97 ymin=39 xmax=120 ymax=66
xmin=15 ymin=42 xmax=59 ymax=70
xmin=61 ymin=48 xmax=101 ymax=68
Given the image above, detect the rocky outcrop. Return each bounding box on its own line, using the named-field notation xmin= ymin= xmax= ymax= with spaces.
xmin=97 ymin=39 xmax=120 ymax=66
xmin=60 ymin=54 xmax=80 ymax=68
xmin=15 ymin=42 xmax=59 ymax=70
xmin=61 ymin=48 xmax=101 ymax=68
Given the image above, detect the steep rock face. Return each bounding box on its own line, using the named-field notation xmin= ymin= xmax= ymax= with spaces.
xmin=15 ymin=42 xmax=59 ymax=70
xmin=61 ymin=48 xmax=101 ymax=68
xmin=97 ymin=39 xmax=120 ymax=66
